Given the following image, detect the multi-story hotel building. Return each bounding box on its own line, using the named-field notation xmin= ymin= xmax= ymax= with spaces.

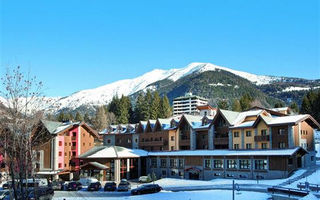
xmin=172 ymin=93 xmax=208 ymax=116
xmin=34 ymin=120 xmax=100 ymax=180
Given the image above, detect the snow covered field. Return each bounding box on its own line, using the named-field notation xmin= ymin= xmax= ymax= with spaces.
xmin=53 ymin=190 xmax=270 ymax=200
xmin=155 ymin=169 xmax=306 ymax=189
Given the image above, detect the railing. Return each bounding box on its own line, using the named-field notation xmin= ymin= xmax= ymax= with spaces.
xmin=297 ymin=182 xmax=320 ymax=192
xmin=71 ymin=136 xmax=77 ymax=141
xmin=140 ymin=140 xmax=164 ymax=146
xmin=254 ymin=135 xmax=270 ymax=142
xmin=214 ymin=137 xmax=229 ymax=145
xmin=268 ymin=186 xmax=309 ymax=197
xmin=71 ymin=146 xmax=76 ymax=150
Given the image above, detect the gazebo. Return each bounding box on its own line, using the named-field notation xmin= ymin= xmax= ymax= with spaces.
xmin=77 ymin=146 xmax=148 ymax=183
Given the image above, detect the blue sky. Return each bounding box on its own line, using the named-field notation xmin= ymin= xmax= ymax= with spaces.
xmin=0 ymin=0 xmax=319 ymax=97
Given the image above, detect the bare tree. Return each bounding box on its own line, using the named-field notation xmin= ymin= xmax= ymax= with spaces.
xmin=0 ymin=66 xmax=52 ymax=199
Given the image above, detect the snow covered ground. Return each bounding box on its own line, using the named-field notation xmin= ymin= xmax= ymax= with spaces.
xmin=316 ymin=144 xmax=320 ymax=158
xmin=154 ymin=169 xmax=306 ymax=189
xmin=53 ymin=190 xmax=270 ymax=200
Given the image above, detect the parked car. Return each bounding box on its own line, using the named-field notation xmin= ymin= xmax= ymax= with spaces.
xmin=131 ymin=184 xmax=162 ymax=195
xmin=88 ymin=182 xmax=101 ymax=191
xmin=138 ymin=176 xmax=150 ymax=183
xmin=104 ymin=182 xmax=117 ymax=191
xmin=66 ymin=181 xmax=82 ymax=191
xmin=0 ymin=190 xmax=10 ymax=200
xmin=117 ymin=181 xmax=131 ymax=192
xmin=50 ymin=181 xmax=64 ymax=190
xmin=2 ymin=182 xmax=11 ymax=190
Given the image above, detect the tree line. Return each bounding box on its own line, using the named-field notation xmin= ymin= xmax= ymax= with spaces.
xmin=54 ymin=90 xmax=172 ymax=131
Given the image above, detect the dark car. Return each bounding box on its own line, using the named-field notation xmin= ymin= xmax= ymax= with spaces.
xmin=66 ymin=181 xmax=82 ymax=191
xmin=117 ymin=181 xmax=131 ymax=192
xmin=50 ymin=181 xmax=64 ymax=191
xmin=88 ymin=182 xmax=101 ymax=191
xmin=131 ymin=184 xmax=162 ymax=195
xmin=104 ymin=182 xmax=117 ymax=191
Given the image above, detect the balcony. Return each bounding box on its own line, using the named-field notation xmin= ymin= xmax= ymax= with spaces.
xmin=140 ymin=140 xmax=164 ymax=146
xmin=254 ymin=135 xmax=270 ymax=142
xmin=71 ymin=136 xmax=77 ymax=141
xmin=71 ymin=146 xmax=76 ymax=150
xmin=179 ymin=139 xmax=190 ymax=146
xmin=214 ymin=137 xmax=229 ymax=145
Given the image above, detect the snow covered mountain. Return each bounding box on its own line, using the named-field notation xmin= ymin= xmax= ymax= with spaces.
xmin=1 ymin=62 xmax=318 ymax=113
xmin=52 ymin=62 xmax=282 ymax=110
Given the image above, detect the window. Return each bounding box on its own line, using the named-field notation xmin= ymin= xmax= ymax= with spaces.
xmin=278 ymin=129 xmax=285 ymax=135
xmin=160 ymin=159 xmax=167 ymax=168
xmin=72 ymin=142 xmax=76 ymax=146
xmin=141 ymin=138 xmax=145 ymax=142
xmin=69 ymin=142 xmax=71 ymax=146
xmin=261 ymin=129 xmax=267 ymax=136
xmin=58 ymin=151 xmax=62 ymax=156
xmin=59 ymin=141 xmax=62 ymax=146
xmin=64 ymin=164 xmax=67 ymax=167
xmin=261 ymin=143 xmax=268 ymax=149
xmin=279 ymin=142 xmax=286 ymax=149
xmin=204 ymin=159 xmax=211 ymax=169
xmin=160 ymin=147 xmax=163 ymax=151
xmin=239 ymin=160 xmax=250 ymax=169
xmin=83 ymin=133 xmax=85 ymax=137
xmin=150 ymin=158 xmax=157 ymax=168
xmin=255 ymin=160 xmax=267 ymax=170
xmin=288 ymin=158 xmax=293 ymax=165
xmin=65 ymin=142 xmax=67 ymax=146
xmin=246 ymin=143 xmax=252 ymax=149
xmin=64 ymin=152 xmax=67 ymax=156
xmin=171 ymin=146 xmax=174 ymax=151
xmin=234 ymin=144 xmax=239 ymax=149
xmin=83 ymin=142 xmax=85 ymax=146
xmin=58 ymin=163 xmax=62 ymax=168
xmin=234 ymin=132 xmax=239 ymax=137
xmin=162 ymin=170 xmax=167 ymax=176
xmin=128 ymin=138 xmax=131 ymax=143
xmin=89 ymin=143 xmax=91 ymax=146
xmin=227 ymin=160 xmax=237 ymax=169
xmin=170 ymin=159 xmax=177 ymax=168
xmin=159 ymin=137 xmax=162 ymax=141
xmin=246 ymin=131 xmax=251 ymax=137
xmin=171 ymin=170 xmax=176 ymax=176
xmin=135 ymin=138 xmax=138 ymax=143
xmin=178 ymin=159 xmax=184 ymax=168
xmin=72 ymin=151 xmax=76 ymax=157
xmin=72 ymin=132 xmax=76 ymax=137
xmin=66 ymin=132 xmax=69 ymax=136
xmin=213 ymin=160 xmax=223 ymax=169
xmin=107 ymin=139 xmax=111 ymax=144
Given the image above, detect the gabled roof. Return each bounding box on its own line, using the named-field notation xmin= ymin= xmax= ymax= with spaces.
xmin=40 ymin=120 xmax=99 ymax=138
xmin=178 ymin=114 xmax=203 ymax=129
xmin=197 ymin=104 xmax=216 ymax=111
xmin=253 ymin=114 xmax=320 ymax=129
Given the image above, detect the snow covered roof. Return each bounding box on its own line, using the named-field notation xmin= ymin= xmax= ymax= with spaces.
xmin=182 ymin=114 xmax=203 ymax=129
xmin=299 ymin=194 xmax=318 ymax=200
xmin=270 ymin=107 xmax=289 ymax=112
xmin=230 ymin=120 xmax=255 ymax=129
xmin=148 ymin=147 xmax=306 ymax=157
xmin=218 ymin=109 xmax=240 ymax=126
xmin=79 ymin=146 xmax=148 ymax=159
xmin=41 ymin=120 xmax=81 ymax=135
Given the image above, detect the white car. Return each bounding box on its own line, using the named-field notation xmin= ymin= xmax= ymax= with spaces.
xmin=138 ymin=176 xmax=149 ymax=183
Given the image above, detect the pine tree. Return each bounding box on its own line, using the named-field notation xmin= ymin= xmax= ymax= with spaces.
xmin=75 ymin=112 xmax=84 ymax=122
xmin=231 ymin=99 xmax=241 ymax=112
xmin=289 ymin=102 xmax=299 ymax=113
xmin=84 ymin=112 xmax=91 ymax=123
xmin=57 ymin=111 xmax=65 ymax=122
xmin=300 ymin=95 xmax=311 ymax=114
xmin=150 ymin=91 xmax=161 ymax=119
xmin=159 ymin=95 xmax=172 ymax=118
xmin=135 ymin=92 xmax=149 ymax=121
xmin=274 ymin=102 xmax=284 ymax=108
xmin=117 ymin=95 xmax=130 ymax=124
xmin=239 ymin=93 xmax=253 ymax=111
xmin=217 ymin=99 xmax=229 ymax=110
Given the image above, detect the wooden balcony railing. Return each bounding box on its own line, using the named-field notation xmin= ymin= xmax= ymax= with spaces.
xmin=254 ymin=135 xmax=270 ymax=142
xmin=214 ymin=137 xmax=229 ymax=145
xmin=140 ymin=140 xmax=164 ymax=146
